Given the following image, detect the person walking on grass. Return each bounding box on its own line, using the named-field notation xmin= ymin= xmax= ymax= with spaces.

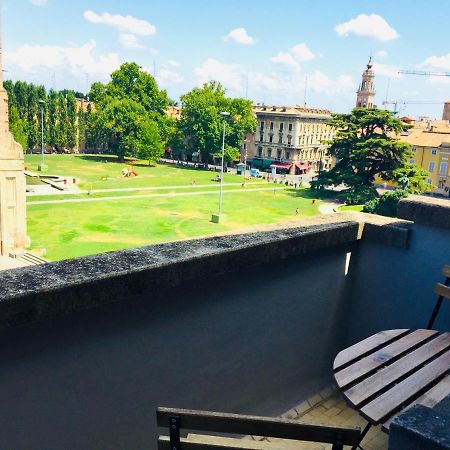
xmin=295 ymin=207 xmax=299 ymax=215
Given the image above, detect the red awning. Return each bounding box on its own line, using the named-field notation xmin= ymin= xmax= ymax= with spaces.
xmin=295 ymin=163 xmax=311 ymax=170
xmin=270 ymin=163 xmax=292 ymax=169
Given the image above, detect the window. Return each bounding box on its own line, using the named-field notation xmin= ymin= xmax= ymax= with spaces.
xmin=440 ymin=162 xmax=448 ymax=175
xmin=269 ymin=135 xmax=273 ymax=143
xmin=279 ymin=122 xmax=284 ymax=132
xmin=257 ymin=147 xmax=263 ymax=157
xmin=429 ymin=162 xmax=435 ymax=172
xmin=278 ymin=136 xmax=283 ymax=144
xmin=270 ymin=121 xmax=274 ymax=130
xmin=260 ymin=121 xmax=264 ymax=130
xmin=259 ymin=133 xmax=263 ymax=142
xmin=287 ymin=138 xmax=292 ymax=145
xmin=432 ymin=149 xmax=437 ymax=155
xmin=267 ymin=148 xmax=272 ymax=158
xmin=288 ymin=123 xmax=293 ymax=132
xmin=277 ymin=149 xmax=282 ymax=159
xmin=285 ymin=151 xmax=290 ymax=160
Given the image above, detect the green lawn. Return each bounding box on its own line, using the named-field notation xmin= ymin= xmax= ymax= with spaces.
xmin=24 ymin=154 xmax=323 ymax=261
xmin=25 ymin=154 xmax=261 ymax=190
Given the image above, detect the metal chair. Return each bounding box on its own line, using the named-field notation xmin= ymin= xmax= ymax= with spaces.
xmin=427 ymin=265 xmax=450 ymax=329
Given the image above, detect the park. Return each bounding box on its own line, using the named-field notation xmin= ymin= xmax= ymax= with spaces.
xmin=25 ymin=154 xmax=326 ymax=261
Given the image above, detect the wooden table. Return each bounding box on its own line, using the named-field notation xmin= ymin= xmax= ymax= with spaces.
xmin=333 ymin=329 xmax=450 ymax=447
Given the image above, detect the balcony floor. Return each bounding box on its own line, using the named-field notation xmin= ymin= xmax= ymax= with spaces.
xmin=188 ymin=387 xmax=388 ymax=449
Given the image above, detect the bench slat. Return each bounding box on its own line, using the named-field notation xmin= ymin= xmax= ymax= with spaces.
xmin=156 ymin=408 xmax=361 ymax=445
xmin=435 ymin=283 xmax=450 ymax=300
xmin=159 ymin=435 xmax=302 ymax=450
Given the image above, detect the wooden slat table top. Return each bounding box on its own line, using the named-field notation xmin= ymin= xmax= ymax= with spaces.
xmin=333 ymin=329 xmax=409 ymax=371
xmin=334 ymin=329 xmax=438 ymax=389
xmin=382 ymin=374 xmax=450 ymax=431
xmin=334 ymin=329 xmax=450 ymax=432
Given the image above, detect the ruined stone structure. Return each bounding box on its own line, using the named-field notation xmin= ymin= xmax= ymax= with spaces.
xmin=0 ymin=32 xmax=27 ymax=255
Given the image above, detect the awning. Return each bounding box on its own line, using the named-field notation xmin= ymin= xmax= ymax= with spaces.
xmin=295 ymin=163 xmax=311 ymax=170
xmin=270 ymin=163 xmax=292 ymax=169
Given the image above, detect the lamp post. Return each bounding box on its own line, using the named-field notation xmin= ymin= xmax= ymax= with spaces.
xmin=37 ymin=99 xmax=47 ymax=172
xmin=242 ymin=138 xmax=248 ymax=178
xmin=211 ymin=111 xmax=230 ymax=223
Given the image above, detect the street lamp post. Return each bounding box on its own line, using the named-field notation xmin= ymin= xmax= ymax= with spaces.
xmin=242 ymin=138 xmax=248 ymax=178
xmin=211 ymin=111 xmax=230 ymax=223
xmin=37 ymin=99 xmax=47 ymax=172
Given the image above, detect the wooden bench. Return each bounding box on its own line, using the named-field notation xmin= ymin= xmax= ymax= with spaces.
xmin=157 ymin=407 xmax=361 ymax=450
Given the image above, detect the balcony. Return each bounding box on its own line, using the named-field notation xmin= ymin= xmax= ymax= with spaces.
xmin=0 ymin=196 xmax=450 ymax=449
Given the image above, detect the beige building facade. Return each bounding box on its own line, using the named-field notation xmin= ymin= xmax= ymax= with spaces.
xmin=398 ymin=119 xmax=450 ymax=195
xmin=0 ymin=38 xmax=27 ymax=255
xmin=245 ymin=105 xmax=336 ymax=175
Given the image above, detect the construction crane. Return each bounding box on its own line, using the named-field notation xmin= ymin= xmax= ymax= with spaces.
xmin=382 ymin=100 xmax=443 ymax=113
xmin=398 ymin=70 xmax=450 ymax=77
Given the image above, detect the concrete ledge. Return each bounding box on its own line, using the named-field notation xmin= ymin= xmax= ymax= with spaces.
xmin=398 ymin=195 xmax=450 ymax=230
xmin=0 ymin=221 xmax=359 ymax=330
xmin=389 ymin=405 xmax=450 ymax=450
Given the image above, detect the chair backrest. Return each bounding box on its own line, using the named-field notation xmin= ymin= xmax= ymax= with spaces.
xmin=156 ymin=407 xmax=361 ymax=450
xmin=427 ymin=265 xmax=450 ymax=329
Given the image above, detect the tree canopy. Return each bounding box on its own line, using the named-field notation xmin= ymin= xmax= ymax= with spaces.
xmin=88 ymin=63 xmax=168 ymax=162
xmin=311 ymin=108 xmax=430 ymax=202
xmin=179 ymin=81 xmax=256 ymax=163
xmin=4 ymin=80 xmax=81 ymax=151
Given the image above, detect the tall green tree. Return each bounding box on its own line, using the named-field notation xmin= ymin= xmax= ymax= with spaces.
xmin=9 ymin=106 xmax=27 ymax=150
xmin=66 ymin=91 xmax=77 ymax=149
xmin=91 ymin=98 xmax=163 ymax=162
xmin=179 ymin=81 xmax=256 ymax=163
xmin=47 ymin=90 xmax=58 ymax=148
xmin=310 ymin=108 xmax=426 ymax=202
xmin=88 ymin=62 xmax=168 ymax=159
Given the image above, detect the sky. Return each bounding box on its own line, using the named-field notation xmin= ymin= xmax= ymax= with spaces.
xmin=3 ymin=0 xmax=450 ymax=119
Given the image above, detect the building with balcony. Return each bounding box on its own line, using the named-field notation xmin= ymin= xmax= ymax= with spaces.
xmin=0 ymin=196 xmax=450 ymax=449
xmin=245 ymin=104 xmax=336 ymax=175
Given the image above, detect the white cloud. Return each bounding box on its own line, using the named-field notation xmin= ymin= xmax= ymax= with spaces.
xmin=307 ymin=70 xmax=354 ymax=94
xmin=376 ymin=50 xmax=388 ymax=58
xmin=223 ymin=28 xmax=255 ymax=45
xmin=194 ymin=58 xmax=243 ymax=91
xmin=334 ymin=14 xmax=399 ymax=41
xmin=156 ymin=67 xmax=183 ymax=87
xmin=119 ymin=33 xmax=145 ymax=49
xmin=168 ymin=60 xmax=180 ymax=67
xmin=5 ymin=39 xmax=120 ymax=77
xmin=422 ymin=53 xmax=450 ymax=70
xmin=270 ymin=43 xmax=316 ymax=70
xmin=83 ymin=10 xmax=156 ymax=36
xmin=372 ymin=62 xmax=402 ymax=78
xmin=271 ymin=52 xmax=300 ymax=70
xmin=30 ymin=0 xmax=48 ymax=5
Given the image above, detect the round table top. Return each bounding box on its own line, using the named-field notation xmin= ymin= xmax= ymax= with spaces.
xmin=333 ymin=328 xmax=450 ymax=431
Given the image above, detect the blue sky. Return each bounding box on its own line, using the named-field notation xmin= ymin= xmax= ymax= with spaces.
xmin=3 ymin=0 xmax=450 ymax=118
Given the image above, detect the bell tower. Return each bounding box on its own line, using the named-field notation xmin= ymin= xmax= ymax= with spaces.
xmin=356 ymin=57 xmax=376 ymax=109
xmin=0 ymin=19 xmax=27 ymax=256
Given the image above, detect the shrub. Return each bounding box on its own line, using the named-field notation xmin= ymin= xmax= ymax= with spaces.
xmin=362 ymin=189 xmax=409 ymax=217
